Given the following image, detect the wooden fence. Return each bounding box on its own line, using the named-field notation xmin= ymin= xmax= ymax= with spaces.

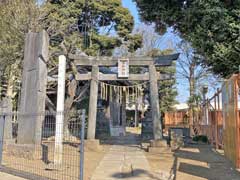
xmin=195 ymin=74 xmax=240 ymax=168
xmin=164 ymin=111 xmax=188 ymax=127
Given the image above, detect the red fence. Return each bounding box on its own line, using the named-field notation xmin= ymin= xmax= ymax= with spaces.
xmin=164 ymin=111 xmax=188 ymax=127
xmin=165 ymin=74 xmax=240 ymax=168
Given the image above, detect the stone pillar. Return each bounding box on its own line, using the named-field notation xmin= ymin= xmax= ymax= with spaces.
xmin=17 ymin=31 xmax=49 ymax=144
xmin=114 ymin=92 xmax=121 ymax=126
xmin=87 ymin=65 xmax=99 ymax=139
xmin=149 ymin=65 xmax=162 ymax=140
xmin=54 ymin=55 xmax=66 ymax=165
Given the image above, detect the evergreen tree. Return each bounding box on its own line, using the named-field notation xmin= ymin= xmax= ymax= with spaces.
xmin=41 ymin=0 xmax=142 ymax=58
xmin=0 ymin=0 xmax=40 ymax=100
xmin=134 ymin=0 xmax=240 ymax=77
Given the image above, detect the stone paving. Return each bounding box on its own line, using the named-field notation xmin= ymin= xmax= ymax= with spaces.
xmin=91 ymin=135 xmax=155 ymax=180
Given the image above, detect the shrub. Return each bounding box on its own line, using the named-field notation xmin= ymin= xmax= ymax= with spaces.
xmin=193 ymin=135 xmax=208 ymax=143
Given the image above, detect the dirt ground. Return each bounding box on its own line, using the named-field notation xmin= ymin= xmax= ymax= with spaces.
xmin=145 ymin=144 xmax=240 ymax=180
xmin=2 ymin=142 xmax=110 ymax=180
xmin=2 ymin=128 xmax=240 ymax=180
xmin=84 ymin=145 xmax=110 ymax=180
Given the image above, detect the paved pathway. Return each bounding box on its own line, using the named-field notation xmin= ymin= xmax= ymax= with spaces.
xmin=91 ymin=135 xmax=154 ymax=180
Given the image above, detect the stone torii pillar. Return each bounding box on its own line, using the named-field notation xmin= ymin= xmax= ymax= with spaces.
xmin=149 ymin=65 xmax=162 ymax=140
xmin=87 ymin=65 xmax=99 ymax=139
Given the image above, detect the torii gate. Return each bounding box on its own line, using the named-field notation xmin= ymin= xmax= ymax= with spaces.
xmin=69 ymin=53 xmax=179 ymax=140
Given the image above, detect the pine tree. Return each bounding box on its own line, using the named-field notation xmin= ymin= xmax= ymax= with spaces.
xmin=40 ymin=0 xmax=142 ymax=58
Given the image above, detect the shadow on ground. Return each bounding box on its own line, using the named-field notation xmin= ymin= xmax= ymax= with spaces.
xmin=169 ymin=144 xmax=240 ymax=180
xmin=97 ymin=128 xmax=240 ymax=180
xmin=112 ymin=169 xmax=163 ymax=180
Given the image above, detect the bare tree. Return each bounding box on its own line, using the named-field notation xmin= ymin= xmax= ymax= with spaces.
xmin=176 ymin=40 xmax=221 ymax=128
xmin=177 ymin=41 xmax=207 ymax=98
xmin=134 ymin=24 xmax=162 ymax=55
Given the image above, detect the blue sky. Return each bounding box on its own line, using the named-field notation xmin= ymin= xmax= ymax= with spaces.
xmin=122 ymin=0 xmax=141 ymax=26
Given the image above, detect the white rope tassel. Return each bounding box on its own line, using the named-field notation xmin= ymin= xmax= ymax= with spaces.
xmin=136 ymin=85 xmax=139 ymax=102
xmin=130 ymin=87 xmax=132 ymax=102
xmin=114 ymin=86 xmax=116 ymax=102
xmin=100 ymin=83 xmax=102 ymax=99
xmin=123 ymin=86 xmax=126 ymax=104
xmin=134 ymin=86 xmax=136 ymax=102
xmin=104 ymin=83 xmax=106 ymax=101
xmin=138 ymin=85 xmax=141 ymax=102
xmin=102 ymin=83 xmax=104 ymax=100
xmin=126 ymin=87 xmax=129 ymax=104
xmin=106 ymin=84 xmax=108 ymax=101
xmin=110 ymin=85 xmax=112 ymax=102
xmin=136 ymin=86 xmax=138 ymax=102
xmin=118 ymin=86 xmax=120 ymax=104
xmin=98 ymin=81 xmax=149 ymax=104
xmin=116 ymin=86 xmax=118 ymax=103
xmin=104 ymin=83 xmax=106 ymax=100
xmin=120 ymin=86 xmax=122 ymax=104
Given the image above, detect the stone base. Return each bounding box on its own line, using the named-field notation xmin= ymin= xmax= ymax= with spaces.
xmin=5 ymin=143 xmax=42 ymax=160
xmin=84 ymin=139 xmax=103 ymax=151
xmin=150 ymin=139 xmax=168 ymax=147
xmin=148 ymin=139 xmax=172 ymax=155
xmin=45 ymin=162 xmax=65 ymax=171
xmin=148 ymin=147 xmax=173 ymax=154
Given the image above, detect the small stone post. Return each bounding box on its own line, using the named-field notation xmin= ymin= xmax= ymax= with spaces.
xmin=54 ymin=55 xmax=66 ymax=165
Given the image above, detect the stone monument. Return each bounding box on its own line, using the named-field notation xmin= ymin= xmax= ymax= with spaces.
xmin=17 ymin=30 xmax=49 ymax=145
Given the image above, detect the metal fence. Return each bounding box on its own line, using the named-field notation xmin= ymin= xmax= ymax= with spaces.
xmin=0 ymin=110 xmax=86 ymax=180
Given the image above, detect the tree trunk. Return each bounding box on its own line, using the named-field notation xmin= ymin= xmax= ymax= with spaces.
xmin=64 ymin=79 xmax=77 ymax=140
xmin=189 ymin=65 xmax=195 ymax=135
